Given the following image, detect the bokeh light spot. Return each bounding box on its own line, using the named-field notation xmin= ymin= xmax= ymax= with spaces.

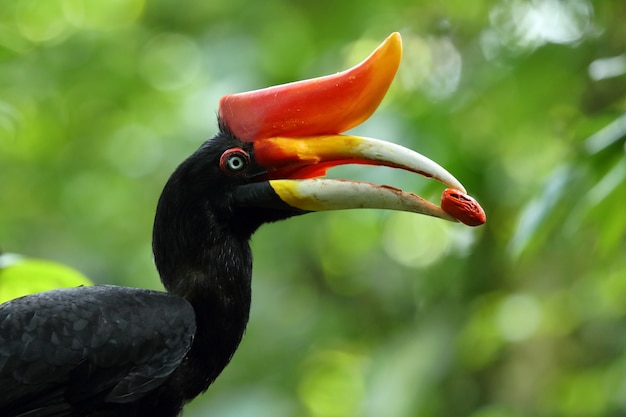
xmin=383 ymin=212 xmax=451 ymax=268
xmin=496 ymin=293 xmax=542 ymax=342
xmin=398 ymin=34 xmax=462 ymax=100
xmin=139 ymin=33 xmax=202 ymax=91
xmin=16 ymin=0 xmax=72 ymax=43
xmin=299 ymin=350 xmax=366 ymax=417
xmin=105 ymin=124 xmax=163 ymax=178
xmin=0 ymin=101 xmax=21 ymax=143
xmin=487 ymin=0 xmax=593 ymax=54
xmin=63 ymin=0 xmax=144 ymax=30
xmin=588 ymin=55 xmax=626 ymax=81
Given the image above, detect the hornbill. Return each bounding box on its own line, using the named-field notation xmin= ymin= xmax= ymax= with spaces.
xmin=0 ymin=33 xmax=484 ymax=417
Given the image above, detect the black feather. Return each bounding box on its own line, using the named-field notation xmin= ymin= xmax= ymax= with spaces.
xmin=0 ymin=132 xmax=304 ymax=416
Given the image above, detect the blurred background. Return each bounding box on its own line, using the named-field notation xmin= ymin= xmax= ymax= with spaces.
xmin=1 ymin=0 xmax=625 ymax=416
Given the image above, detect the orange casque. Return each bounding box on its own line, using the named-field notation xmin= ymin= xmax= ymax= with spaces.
xmin=218 ymin=33 xmax=402 ymax=142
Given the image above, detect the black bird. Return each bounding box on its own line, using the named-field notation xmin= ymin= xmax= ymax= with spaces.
xmin=0 ymin=33 xmax=482 ymax=417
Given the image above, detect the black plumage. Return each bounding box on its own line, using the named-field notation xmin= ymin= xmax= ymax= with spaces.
xmin=0 ymin=286 xmax=194 ymax=416
xmin=0 ymin=32 xmax=470 ymax=416
xmin=0 ymin=131 xmax=302 ymax=417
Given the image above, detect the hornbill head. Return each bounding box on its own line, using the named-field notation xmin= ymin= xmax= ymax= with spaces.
xmin=165 ymin=32 xmax=484 ymax=241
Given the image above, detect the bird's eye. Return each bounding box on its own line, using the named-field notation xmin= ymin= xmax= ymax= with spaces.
xmin=219 ymin=148 xmax=250 ymax=174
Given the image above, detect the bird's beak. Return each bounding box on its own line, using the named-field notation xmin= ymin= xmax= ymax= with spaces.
xmin=222 ymin=33 xmax=484 ymax=225
xmin=252 ymin=134 xmax=465 ymax=221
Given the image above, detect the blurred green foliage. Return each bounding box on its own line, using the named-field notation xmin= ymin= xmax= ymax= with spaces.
xmin=1 ymin=0 xmax=625 ymax=416
xmin=0 ymin=253 xmax=92 ymax=303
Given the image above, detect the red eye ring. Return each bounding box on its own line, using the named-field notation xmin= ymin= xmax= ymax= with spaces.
xmin=219 ymin=148 xmax=250 ymax=174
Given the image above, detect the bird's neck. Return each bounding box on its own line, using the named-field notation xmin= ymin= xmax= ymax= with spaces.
xmin=152 ymin=176 xmax=253 ymax=398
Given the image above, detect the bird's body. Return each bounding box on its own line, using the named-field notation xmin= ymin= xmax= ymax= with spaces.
xmin=0 ymin=286 xmax=195 ymax=416
xmin=0 ymin=33 xmax=484 ymax=417
xmin=0 ymin=138 xmax=262 ymax=416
